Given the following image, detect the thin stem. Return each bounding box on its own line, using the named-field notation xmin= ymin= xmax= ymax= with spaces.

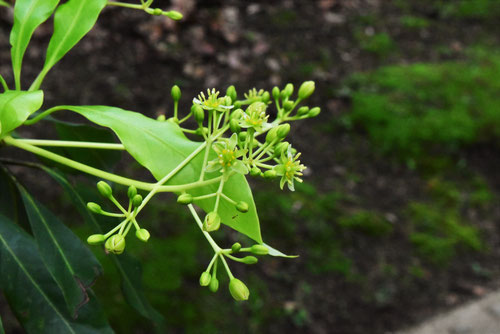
xmin=205 ymin=253 xmax=218 ymax=273
xmin=24 ymin=106 xmax=70 ymax=125
xmin=178 ymin=112 xmax=192 ymax=124
xmin=104 ymin=220 xmax=128 ymax=238
xmin=0 ymin=74 xmax=8 ymax=92
xmin=192 ymin=193 xmax=217 ymax=201
xmin=99 ymin=211 xmax=126 ymax=218
xmin=220 ymin=255 xmax=234 ymax=279
xmin=220 ymin=192 xmax=237 ymax=205
xmin=13 ymin=139 xmax=125 ymax=150
xmin=173 ymin=101 xmax=179 ymax=119
xmin=213 ymin=177 xmax=225 ymax=212
xmin=187 ymin=204 xmax=221 ymax=253
xmin=107 ymin=1 xmax=145 ymax=9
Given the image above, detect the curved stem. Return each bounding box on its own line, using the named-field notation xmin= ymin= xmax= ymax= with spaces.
xmin=0 ymin=74 xmax=8 ymax=92
xmin=187 ymin=204 xmax=221 ymax=253
xmin=13 ymin=139 xmax=125 ymax=150
xmin=24 ymin=106 xmax=70 ymax=125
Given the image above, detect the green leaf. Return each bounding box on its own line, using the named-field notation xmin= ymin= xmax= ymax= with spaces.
xmin=0 ymin=213 xmax=113 ymax=333
xmin=0 ymin=90 xmax=43 ymax=138
xmin=264 ymin=243 xmax=299 ymax=258
xmin=42 ymin=167 xmax=166 ymax=329
xmin=0 ymin=165 xmax=30 ymax=229
xmin=0 ymin=0 xmax=10 ymax=8
xmin=19 ymin=187 xmax=103 ymax=317
xmin=65 ymin=105 xmax=263 ymax=243
xmin=9 ymin=0 xmax=59 ymax=88
xmin=43 ymin=0 xmax=106 ymax=75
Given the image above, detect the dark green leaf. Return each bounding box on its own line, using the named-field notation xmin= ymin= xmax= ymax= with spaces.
xmin=43 ymin=0 xmax=107 ymax=74
xmin=19 ymin=186 xmax=103 ymax=316
xmin=10 ymin=0 xmax=59 ymax=88
xmin=0 ymin=90 xmax=43 ymax=138
xmin=42 ymin=167 xmax=166 ymax=329
xmin=0 ymin=213 xmax=113 ymax=333
xmin=64 ymin=105 xmax=263 ymax=243
xmin=0 ymin=165 xmax=30 ymax=229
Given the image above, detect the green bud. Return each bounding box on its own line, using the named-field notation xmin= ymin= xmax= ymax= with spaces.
xmin=291 ymin=147 xmax=297 ymax=155
xmin=127 ymin=185 xmax=137 ymax=199
xmin=250 ymin=244 xmax=269 ymax=255
xmin=203 ymin=212 xmax=221 ymax=232
xmin=297 ymin=106 xmax=310 ymax=116
xmin=261 ymin=91 xmax=271 ymax=104
xmin=265 ymin=127 xmax=279 ymax=143
xmin=226 ymin=85 xmax=237 ymax=103
xmin=238 ymin=132 xmax=247 ymax=141
xmin=157 ymin=114 xmax=166 ymax=122
xmin=283 ymin=100 xmax=294 ymax=111
xmin=233 ymin=101 xmax=242 ymax=109
xmin=136 ymin=228 xmax=150 ymax=242
xmin=223 ymin=96 xmax=232 ymax=107
xmin=192 ymin=104 xmax=204 ymax=124
xmin=236 ymin=201 xmax=249 ymax=213
xmin=230 ymin=119 xmax=241 ymax=134
xmin=272 ymin=86 xmax=280 ymax=100
xmin=105 ymin=234 xmax=125 ymax=254
xmin=231 ymin=242 xmax=242 ymax=252
xmin=231 ymin=109 xmax=243 ymax=120
xmin=177 ymin=193 xmax=193 ymax=205
xmin=264 ymin=170 xmax=277 ymax=179
xmin=298 ymin=81 xmax=315 ymax=100
xmin=209 ymin=276 xmax=219 ymax=292
xmin=308 ymin=107 xmax=321 ymax=117
xmin=171 ymin=85 xmax=181 ymax=101
xmin=229 ymin=278 xmax=249 ymax=301
xmin=97 ymin=181 xmax=112 ymax=198
xmin=164 ymin=10 xmax=183 ymax=20
xmin=250 ymin=167 xmax=261 ymax=177
xmin=283 ymin=83 xmax=294 ymax=98
xmin=199 ymin=272 xmax=211 ymax=286
xmin=242 ymin=256 xmax=258 ymax=265
xmin=274 ymin=142 xmax=289 ymax=157
xmin=152 ymin=8 xmax=162 ymax=16
xmin=132 ymin=194 xmax=143 ymax=207
xmin=277 ymin=123 xmax=290 ymax=139
xmin=195 ymin=127 xmax=208 ymax=136
xmin=167 ymin=116 xmax=179 ymax=124
xmin=87 ymin=202 xmax=102 ymax=214
xmin=87 ymin=234 xmax=106 ymax=245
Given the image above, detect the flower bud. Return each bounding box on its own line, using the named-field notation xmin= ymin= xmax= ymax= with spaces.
xmin=87 ymin=202 xmax=102 ymax=214
xmin=167 ymin=116 xmax=179 ymax=124
xmin=164 ymin=10 xmax=183 ymax=20
xmin=261 ymin=91 xmax=271 ymax=104
xmin=231 ymin=109 xmax=243 ymax=120
xmin=230 ymin=119 xmax=241 ymax=134
xmin=282 ymin=83 xmax=294 ymax=98
xmin=223 ymin=96 xmax=232 ymax=107
xmin=192 ymin=104 xmax=204 ymax=123
xmin=250 ymin=244 xmax=269 ymax=255
xmin=135 ymin=228 xmax=150 ymax=242
xmin=209 ymin=276 xmax=219 ymax=292
xmin=231 ymin=242 xmax=242 ymax=252
xmin=265 ymin=127 xmax=279 ymax=143
xmin=238 ymin=132 xmax=247 ymax=141
xmin=132 ymin=194 xmax=143 ymax=207
xmin=203 ymin=212 xmax=221 ymax=232
xmin=283 ymin=100 xmax=294 ymax=111
xmin=274 ymin=142 xmax=289 ymax=157
xmin=105 ymin=234 xmax=125 ymax=254
xmin=87 ymin=234 xmax=106 ymax=245
xmin=298 ymin=81 xmax=315 ymax=100
xmin=229 ymin=278 xmax=249 ymax=301
xmin=226 ymin=85 xmax=237 ymax=103
xmin=199 ymin=272 xmax=211 ymax=286
xmin=264 ymin=170 xmax=277 ymax=178
xmin=177 ymin=193 xmax=193 ymax=205
xmin=242 ymin=256 xmax=258 ymax=264
xmin=308 ymin=107 xmax=321 ymax=117
xmin=171 ymin=85 xmax=181 ymax=102
xmin=157 ymin=114 xmax=166 ymax=122
xmin=276 ymin=123 xmax=290 ymax=139
xmin=236 ymin=201 xmax=249 ymax=213
xmin=297 ymin=106 xmax=310 ymax=116
xmin=233 ymin=101 xmax=242 ymax=109
xmin=127 ymin=185 xmax=137 ymax=199
xmin=250 ymin=167 xmax=261 ymax=177
xmin=272 ymin=86 xmax=280 ymax=100
xmin=97 ymin=181 xmax=112 ymax=198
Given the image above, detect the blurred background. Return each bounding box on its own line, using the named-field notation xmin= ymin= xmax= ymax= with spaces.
xmin=1 ymin=0 xmax=500 ymax=333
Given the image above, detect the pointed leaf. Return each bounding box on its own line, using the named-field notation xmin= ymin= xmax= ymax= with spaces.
xmin=263 ymin=243 xmax=298 ymax=258
xmin=64 ymin=105 xmax=263 ymax=243
xmin=0 ymin=165 xmax=30 ymax=229
xmin=10 ymin=0 xmax=59 ymax=88
xmin=0 ymin=213 xmax=113 ymax=333
xmin=0 ymin=90 xmax=43 ymax=138
xmin=43 ymin=0 xmax=106 ymax=74
xmin=19 ymin=186 xmax=103 ymax=316
xmin=42 ymin=167 xmax=166 ymax=329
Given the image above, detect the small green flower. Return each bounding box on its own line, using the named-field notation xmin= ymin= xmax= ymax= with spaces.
xmin=206 ymin=134 xmax=248 ymax=175
xmin=239 ymin=102 xmax=271 ymax=132
xmin=193 ymin=88 xmax=233 ymax=112
xmin=274 ymin=147 xmax=306 ymax=191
